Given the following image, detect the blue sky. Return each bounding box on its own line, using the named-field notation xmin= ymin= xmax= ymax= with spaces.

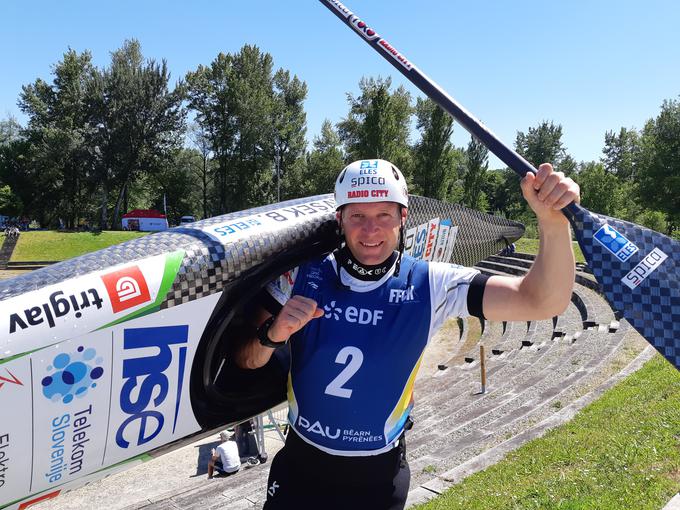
xmin=2 ymin=0 xmax=678 ymax=168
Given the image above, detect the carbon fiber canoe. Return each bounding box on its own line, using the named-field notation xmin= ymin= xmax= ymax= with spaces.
xmin=0 ymin=194 xmax=523 ymax=509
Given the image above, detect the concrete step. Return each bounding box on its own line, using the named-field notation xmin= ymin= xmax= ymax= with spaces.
xmin=408 ymin=324 xmax=633 ymax=485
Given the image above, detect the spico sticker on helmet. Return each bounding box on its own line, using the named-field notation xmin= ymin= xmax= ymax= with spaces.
xmin=335 ymin=159 xmax=408 ymax=208
xmin=101 ymin=265 xmax=151 ymax=313
xmin=115 ymin=325 xmax=188 ymax=449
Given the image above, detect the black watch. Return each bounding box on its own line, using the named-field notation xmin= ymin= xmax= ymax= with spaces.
xmin=257 ymin=316 xmax=288 ymax=348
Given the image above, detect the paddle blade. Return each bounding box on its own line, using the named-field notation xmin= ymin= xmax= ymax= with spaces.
xmin=566 ymin=203 xmax=680 ymax=369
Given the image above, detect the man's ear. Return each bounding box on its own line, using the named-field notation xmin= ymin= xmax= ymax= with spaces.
xmin=401 ymin=207 xmax=408 ymax=227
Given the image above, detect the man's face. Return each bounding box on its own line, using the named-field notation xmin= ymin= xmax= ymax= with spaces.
xmin=337 ymin=202 xmax=407 ymax=265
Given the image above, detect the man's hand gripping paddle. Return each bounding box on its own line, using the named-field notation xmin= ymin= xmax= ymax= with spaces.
xmin=319 ymin=0 xmax=680 ymax=370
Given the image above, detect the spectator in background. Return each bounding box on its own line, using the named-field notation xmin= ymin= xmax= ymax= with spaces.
xmin=207 ymin=431 xmax=241 ymax=479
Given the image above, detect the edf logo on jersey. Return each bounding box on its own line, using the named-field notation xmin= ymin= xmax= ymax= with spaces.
xmin=323 ymin=301 xmax=383 ymax=325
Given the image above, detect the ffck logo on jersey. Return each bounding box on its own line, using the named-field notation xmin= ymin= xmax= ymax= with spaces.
xmin=323 ymin=301 xmax=384 ymax=326
xmin=389 ymin=286 xmax=415 ymax=304
xmin=101 ymin=265 xmax=151 ymax=313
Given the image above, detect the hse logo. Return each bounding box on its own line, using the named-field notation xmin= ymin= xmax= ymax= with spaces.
xmin=115 ymin=325 xmax=188 ymax=449
xmin=41 ymin=347 xmax=104 ymax=404
xmin=389 ymin=286 xmax=415 ymax=303
xmin=101 ymin=265 xmax=151 ymax=313
xmin=323 ymin=301 xmax=384 ymax=325
xmin=593 ymin=225 xmax=638 ymax=262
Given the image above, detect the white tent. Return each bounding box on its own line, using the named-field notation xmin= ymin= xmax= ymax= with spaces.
xmin=121 ymin=209 xmax=168 ymax=232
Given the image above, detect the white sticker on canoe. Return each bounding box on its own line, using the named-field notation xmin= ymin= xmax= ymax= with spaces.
xmin=0 ymin=254 xmax=167 ymax=360
xmin=621 ymin=247 xmax=668 ymax=290
xmin=433 ymin=220 xmax=450 ymax=263
xmin=0 ymin=293 xmax=220 ymax=509
xmin=0 ymin=358 xmax=33 ymax=505
xmin=203 ymin=199 xmax=336 ymax=245
xmin=443 ymin=225 xmax=459 ymax=263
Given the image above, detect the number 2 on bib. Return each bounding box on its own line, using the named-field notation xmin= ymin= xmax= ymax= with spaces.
xmin=324 ymin=346 xmax=364 ymax=398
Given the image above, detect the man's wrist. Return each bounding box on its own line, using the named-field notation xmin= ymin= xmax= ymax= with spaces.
xmin=537 ymin=215 xmax=570 ymax=233
xmin=257 ymin=316 xmax=288 ymax=348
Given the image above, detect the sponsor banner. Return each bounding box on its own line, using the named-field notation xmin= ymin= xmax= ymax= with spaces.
xmin=0 ymin=293 xmax=219 ymax=510
xmin=423 ymin=219 xmax=440 ymax=262
xmin=0 ymin=253 xmax=172 ymax=361
xmin=0 ymin=359 xmax=32 ymax=505
xmin=410 ymin=223 xmax=429 ymax=260
xmin=433 ymin=221 xmax=451 ymax=262
xmin=202 ymin=199 xmax=336 ymax=246
xmin=402 ymin=219 xmax=458 ymax=263
xmin=443 ymin=226 xmax=459 ymax=264
xmin=403 ymin=226 xmax=416 ymax=257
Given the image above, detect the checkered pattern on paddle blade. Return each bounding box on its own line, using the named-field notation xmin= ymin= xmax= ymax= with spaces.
xmin=567 ymin=203 xmax=680 ymax=370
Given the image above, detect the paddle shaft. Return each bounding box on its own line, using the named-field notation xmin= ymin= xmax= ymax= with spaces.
xmin=319 ymin=0 xmax=580 ymax=217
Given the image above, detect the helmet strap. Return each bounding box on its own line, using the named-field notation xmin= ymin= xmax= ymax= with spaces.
xmin=394 ymin=206 xmax=405 ymax=278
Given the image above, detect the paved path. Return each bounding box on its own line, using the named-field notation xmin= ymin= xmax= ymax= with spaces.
xmin=0 ymin=234 xmax=18 ymax=269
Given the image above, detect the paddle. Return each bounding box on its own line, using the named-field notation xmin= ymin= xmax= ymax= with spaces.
xmin=319 ymin=0 xmax=680 ymax=371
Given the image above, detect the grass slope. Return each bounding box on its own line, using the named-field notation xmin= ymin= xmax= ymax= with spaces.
xmin=415 ymin=355 xmax=680 ymax=510
xmin=515 ymin=238 xmax=586 ymax=264
xmin=10 ymin=231 xmax=147 ymax=261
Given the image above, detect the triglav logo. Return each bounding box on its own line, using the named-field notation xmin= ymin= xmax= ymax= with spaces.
xmin=41 ymin=346 xmax=104 ymax=404
xmin=101 ymin=265 xmax=151 ymax=313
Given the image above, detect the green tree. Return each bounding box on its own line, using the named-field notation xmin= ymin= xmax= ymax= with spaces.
xmin=0 ymin=117 xmax=25 ymax=218
xmin=285 ymin=119 xmax=344 ymax=198
xmin=187 ymin=45 xmax=300 ymax=212
xmin=502 ymin=120 xmax=576 ymax=222
xmin=576 ymin=161 xmax=625 ymax=217
xmin=87 ymin=39 xmax=186 ymax=229
xmin=148 ymin=148 xmax=203 ymax=225
xmin=411 ymin=98 xmax=459 ymax=200
xmin=0 ymin=185 xmax=23 ymax=217
xmin=602 ymin=127 xmax=639 ymax=180
xmin=272 ymin=69 xmax=308 ymax=201
xmin=188 ymin=123 xmax=214 ymax=219
xmin=337 ymin=77 xmax=412 ymax=175
xmin=18 ymin=49 xmax=96 ymax=227
xmin=0 ymin=116 xmax=22 ymax=146
xmin=515 ymin=121 xmax=574 ymax=175
xmin=636 ymin=98 xmax=680 ymax=232
xmin=462 ymin=136 xmax=489 ymax=211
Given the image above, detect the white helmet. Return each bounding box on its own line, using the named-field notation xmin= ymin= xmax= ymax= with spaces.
xmin=334 ymin=159 xmax=408 ymax=209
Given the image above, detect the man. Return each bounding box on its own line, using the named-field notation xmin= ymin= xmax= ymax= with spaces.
xmin=236 ymin=159 xmax=579 ymax=509
xmin=207 ymin=431 xmax=241 ymax=479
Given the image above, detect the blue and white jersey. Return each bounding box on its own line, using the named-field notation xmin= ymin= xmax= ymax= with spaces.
xmin=266 ymin=253 xmax=480 ymax=456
